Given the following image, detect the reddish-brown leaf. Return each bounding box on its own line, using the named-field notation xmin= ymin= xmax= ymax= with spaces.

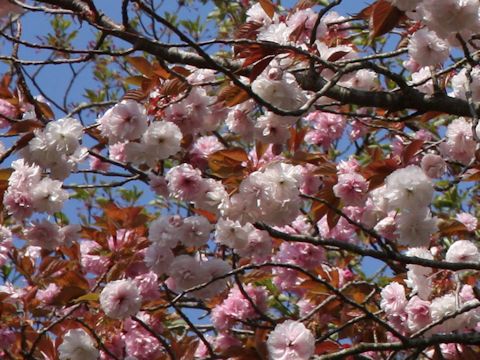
xmin=7 ymin=119 xmax=44 ymax=135
xmin=362 ymin=150 xmax=400 ymax=190
xmin=255 ymin=141 xmax=269 ymax=161
xmin=217 ymin=83 xmax=250 ymax=107
xmin=368 ymin=0 xmax=404 ymax=41
xmin=293 ymin=0 xmax=316 ymax=11
xmin=81 ymin=226 xmax=108 ymax=248
xmin=51 ymin=285 xmax=87 ymax=306
xmin=170 ymin=66 xmax=191 ymax=77
xmin=39 ymin=257 xmax=69 ymax=278
xmin=37 ymin=100 xmax=54 ymax=120
xmin=461 ymin=168 xmax=480 ymax=182
xmin=288 ymin=127 xmax=307 ymax=152
xmin=153 ymin=63 xmax=171 ymax=79
xmin=316 ymin=340 xmax=341 ymax=355
xmin=401 ymin=139 xmax=424 ymax=165
xmin=293 ymin=151 xmax=330 ymax=166
xmin=191 ymin=207 xmax=217 ymax=223
xmin=122 ymin=89 xmax=149 ymax=102
xmin=310 ymin=186 xmax=337 ymax=223
xmin=161 ymin=78 xmax=188 ymax=97
xmin=0 ymin=73 xmax=12 ymax=98
xmin=327 ymin=50 xmax=350 ymax=62
xmin=55 ymin=271 xmax=90 ymax=291
xmin=235 ymin=21 xmax=263 ymax=40
xmin=208 ymin=148 xmax=249 ymax=178
xmin=249 ymin=55 xmax=276 ymax=81
xmin=259 ymin=0 xmax=275 ymax=18
xmin=438 ymin=219 xmax=470 ymax=236
xmin=126 ymin=56 xmax=155 ymax=77
xmin=101 ymin=202 xmax=148 ymax=229
xmin=326 ymin=203 xmax=342 ymax=230
xmin=420 ymin=111 xmax=443 ymax=122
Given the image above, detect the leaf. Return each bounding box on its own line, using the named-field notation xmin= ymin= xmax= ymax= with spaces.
xmin=293 ymin=0 xmax=317 ymax=11
xmin=51 ymin=285 xmax=87 ymax=306
xmin=310 ymin=185 xmax=338 ymax=223
xmin=343 ymin=283 xmax=376 ymax=304
xmin=37 ymin=100 xmax=54 ymax=120
xmin=122 ymin=89 xmax=148 ymax=102
xmin=126 ymin=56 xmax=154 ymax=77
xmin=288 ymin=127 xmax=307 ymax=153
xmin=401 ymin=139 xmax=424 ymax=165
xmin=101 ymin=202 xmax=149 ymax=229
xmin=191 ymin=207 xmax=217 ymax=223
xmin=161 ymin=78 xmax=188 ymax=97
xmin=254 ymin=328 xmax=269 ymax=360
xmin=39 ymin=257 xmax=69 ymax=278
xmin=316 ymin=340 xmax=341 ymax=355
xmin=235 ymin=21 xmax=263 ymax=40
xmin=327 ymin=50 xmax=350 ymax=62
xmin=255 ymin=141 xmax=269 ymax=161
xmin=366 ymin=0 xmax=404 ymax=41
xmin=55 ymin=271 xmax=90 ymax=291
xmin=0 ymin=168 xmax=12 ymax=182
xmin=153 ymin=63 xmax=170 ymax=79
xmin=74 ymin=292 xmax=99 ymax=303
xmin=219 ymin=346 xmax=261 ymax=360
xmin=438 ymin=219 xmax=470 ymax=236
xmin=249 ymin=55 xmax=276 ymax=82
xmin=259 ymin=0 xmax=275 ymax=19
xmin=15 ymin=132 xmax=36 ymax=152
xmin=208 ymin=148 xmax=249 ymax=178
xmin=327 ymin=205 xmax=341 ymax=230
xmin=462 ymin=168 xmax=480 ymax=182
xmin=0 ymin=73 xmax=12 ymax=98
xmin=292 ymin=151 xmax=330 ymax=166
xmin=7 ymin=119 xmax=44 ymax=135
xmin=300 ymin=279 xmax=330 ymax=295
xmin=361 ymin=149 xmax=400 ymax=190
xmin=124 ymin=75 xmax=147 ymax=86
xmin=217 ymin=83 xmax=250 ymax=107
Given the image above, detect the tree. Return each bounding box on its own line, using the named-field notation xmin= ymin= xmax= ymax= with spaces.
xmin=0 ymin=0 xmax=480 ymax=359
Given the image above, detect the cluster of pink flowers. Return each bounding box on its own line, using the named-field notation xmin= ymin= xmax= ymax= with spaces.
xmin=24 ymin=117 xmax=86 ymax=179
xmin=380 ymin=240 xmax=480 ymax=338
xmin=4 ymin=159 xmax=69 ymax=219
xmin=304 ymin=111 xmax=346 ymax=149
xmin=211 ymin=284 xmax=268 ymax=331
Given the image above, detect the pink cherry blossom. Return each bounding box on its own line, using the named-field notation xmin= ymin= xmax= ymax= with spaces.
xmin=380 ymin=282 xmax=407 ymax=315
xmin=165 ymin=163 xmax=208 ymax=202
xmin=455 ymin=212 xmax=478 ymax=231
xmin=98 ymin=100 xmax=148 ymax=143
xmin=58 ymin=328 xmax=99 ymax=360
xmin=37 ymin=283 xmax=60 ymax=305
xmin=445 ymin=240 xmax=480 ymax=263
xmin=333 ymin=172 xmax=369 ymax=206
xmin=440 ymin=117 xmax=476 ymax=165
xmin=304 ymin=111 xmax=346 ymax=149
xmin=25 ymin=219 xmax=61 ymax=250
xmin=144 ymin=242 xmax=174 ymax=276
xmin=99 ymin=279 xmax=142 ymax=319
xmin=267 ymin=320 xmax=315 ymax=360
xmin=421 ymin=153 xmax=446 ymax=178
xmin=408 ymin=28 xmax=449 ymax=67
xmin=405 ymin=296 xmax=432 ymax=332
xmin=0 ymin=98 xmax=17 ymax=127
xmin=189 ymin=135 xmax=224 ymax=169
